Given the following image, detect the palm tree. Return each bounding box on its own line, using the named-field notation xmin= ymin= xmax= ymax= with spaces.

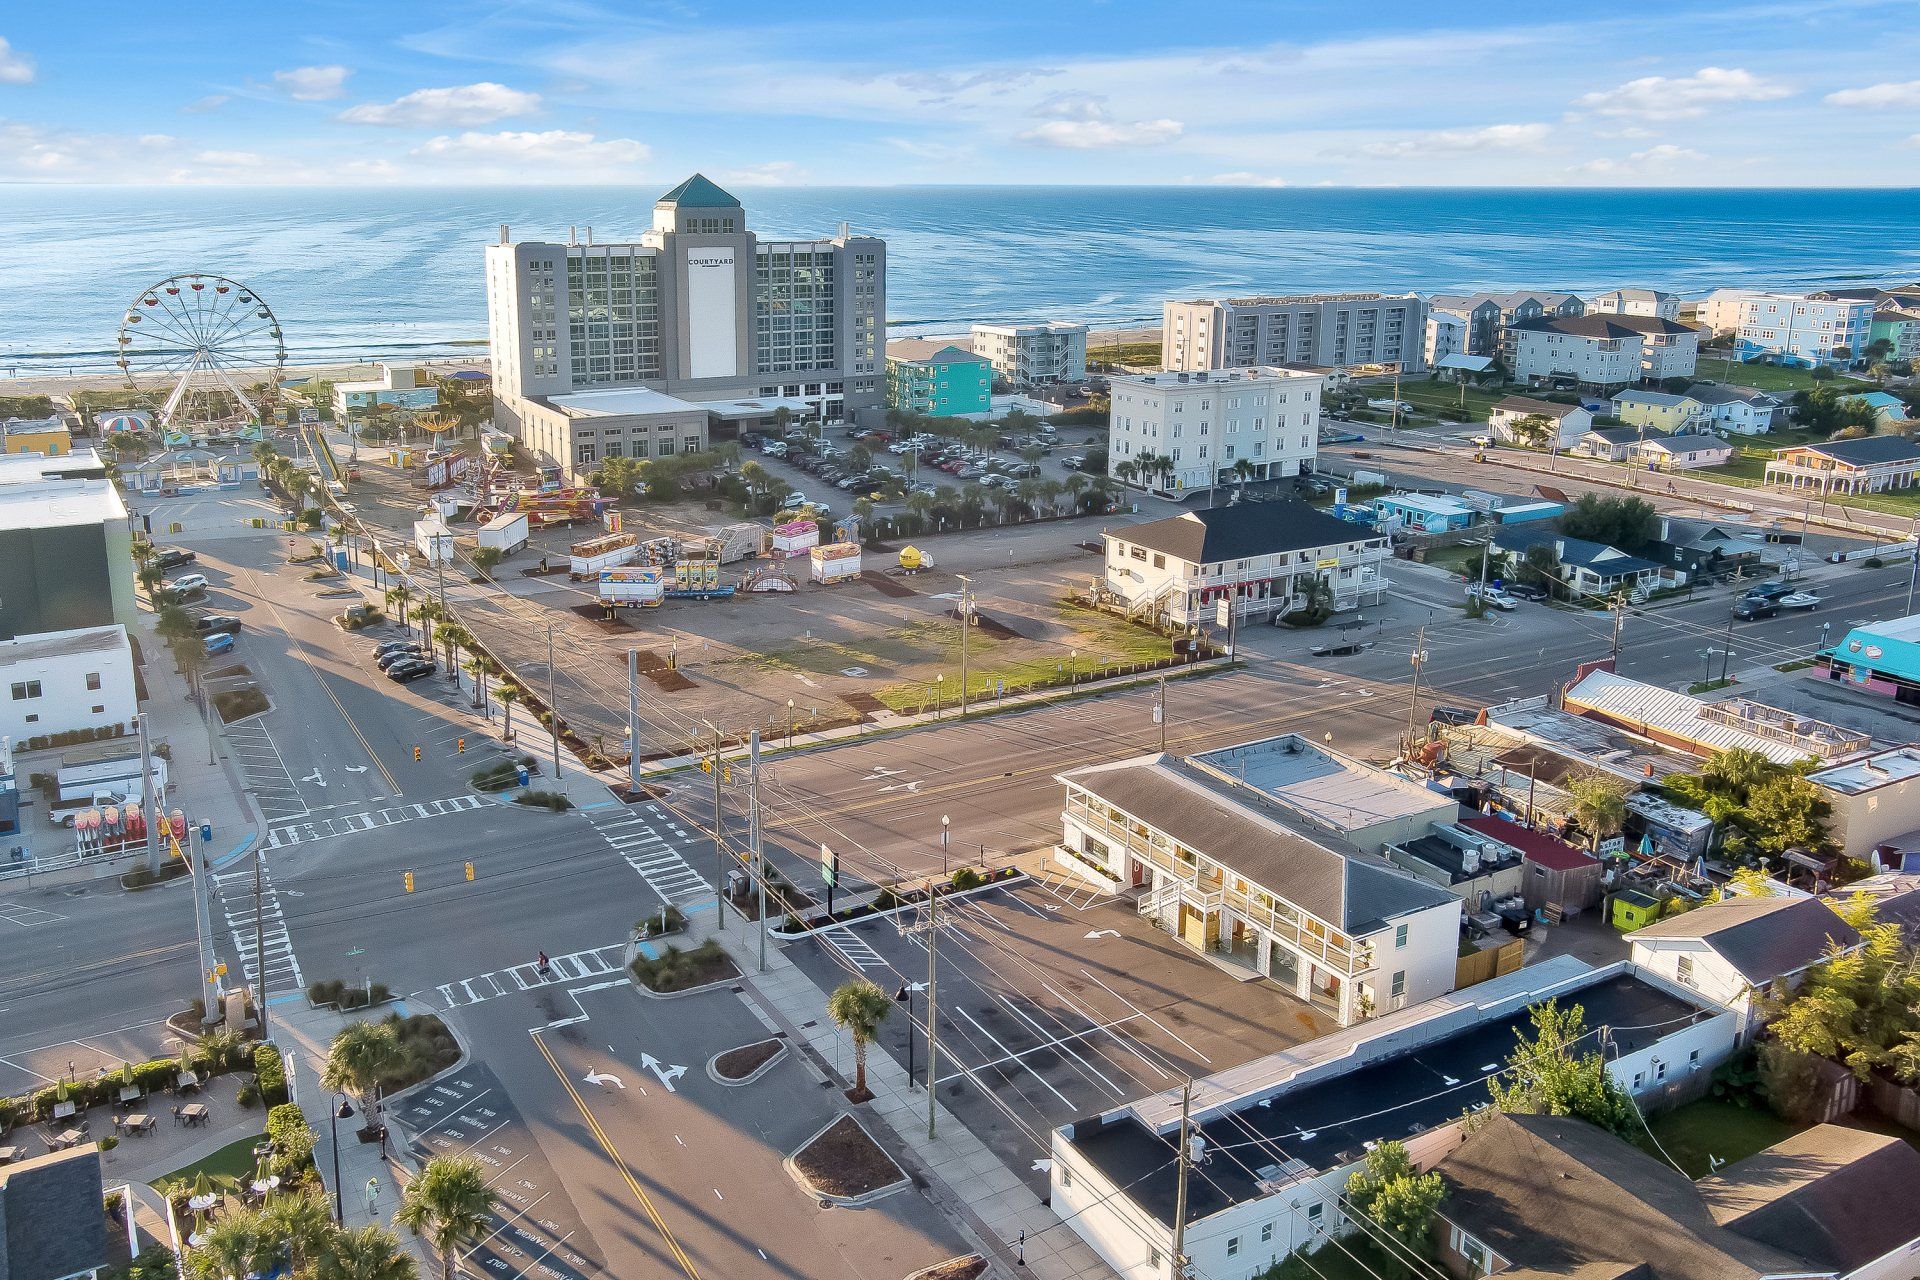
xmin=903 ymin=488 xmax=935 ymax=530
xmin=496 ymin=685 xmax=521 ymax=742
xmin=1232 ymin=458 xmax=1257 ymax=494
xmin=1063 ymin=472 xmax=1092 ymax=512
xmin=413 ymin=598 xmax=443 ymax=648
xmin=318 ymin=1224 xmax=420 ymax=1280
xmin=1569 ymin=774 xmax=1630 ymax=851
xmin=136 ymin=560 xmax=167 ymax=602
xmin=433 ymin=622 xmax=463 ymax=676
xmin=384 ymin=584 xmax=412 ymax=632
xmin=262 ymin=1191 xmax=335 ymax=1274
xmin=826 ymin=978 xmax=893 ymax=1097
xmin=191 ymin=1209 xmax=276 ymax=1280
xmin=396 ymin=1156 xmax=496 ymax=1280
xmin=464 ymin=656 xmax=490 ymax=712
xmin=320 ymin=1019 xmax=399 ymax=1121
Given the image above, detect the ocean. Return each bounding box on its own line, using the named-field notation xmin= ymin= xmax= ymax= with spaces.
xmin=1 ymin=185 xmax=1915 ymax=376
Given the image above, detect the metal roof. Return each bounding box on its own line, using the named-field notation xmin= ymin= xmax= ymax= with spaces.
xmin=1562 ymin=670 xmax=1854 ymax=765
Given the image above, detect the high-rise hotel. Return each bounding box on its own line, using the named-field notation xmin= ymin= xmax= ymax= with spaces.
xmin=484 ymin=174 xmax=885 ymax=478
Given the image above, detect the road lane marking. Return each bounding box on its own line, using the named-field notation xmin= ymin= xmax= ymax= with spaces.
xmin=529 ymin=1031 xmax=701 ymax=1279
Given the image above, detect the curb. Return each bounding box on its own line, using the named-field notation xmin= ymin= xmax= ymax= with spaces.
xmin=621 ymin=932 xmax=742 ymax=1000
xmin=782 ymin=1114 xmax=912 ymax=1209
xmin=704 ymin=1038 xmax=789 ymax=1088
xmin=769 ymin=872 xmax=1029 ymax=941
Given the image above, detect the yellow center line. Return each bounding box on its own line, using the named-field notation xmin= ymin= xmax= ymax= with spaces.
xmin=530 ymin=1030 xmax=702 ymax=1279
xmin=249 ymin=573 xmax=402 ymax=795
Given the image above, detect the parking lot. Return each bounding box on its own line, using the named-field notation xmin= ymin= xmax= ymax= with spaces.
xmin=785 ymin=875 xmax=1338 ymax=1187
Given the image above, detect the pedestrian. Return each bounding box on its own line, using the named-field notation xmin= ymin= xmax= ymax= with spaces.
xmin=537 ymin=950 xmax=550 ymax=972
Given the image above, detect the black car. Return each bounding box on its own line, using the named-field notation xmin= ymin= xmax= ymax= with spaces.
xmin=154 ymin=548 xmax=197 ymax=569
xmin=374 ymin=638 xmax=418 ymax=656
xmin=1505 ymin=582 xmax=1550 ymax=602
xmin=1733 ymin=598 xmax=1779 ymax=621
xmin=1429 ymin=705 xmax=1479 ymax=726
xmin=377 ymin=647 xmax=425 ymax=670
xmin=193 ymin=614 xmax=243 ymax=637
xmin=1742 ymin=580 xmax=1795 ymax=603
xmin=387 ymin=658 xmax=437 ymax=683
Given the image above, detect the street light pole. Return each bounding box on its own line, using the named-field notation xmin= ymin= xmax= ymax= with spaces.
xmin=547 ymin=621 xmax=561 ymax=785
xmin=957 ymin=574 xmax=973 ymax=716
xmin=896 ymin=984 xmax=915 ymax=1088
xmin=330 ymin=1096 xmax=353 ymax=1224
xmin=626 ymin=648 xmax=640 ymax=794
xmin=941 ymin=815 xmax=950 ymax=876
xmin=1906 ymin=515 xmax=1919 ymax=616
xmin=705 ymin=720 xmax=726 ymax=927
xmin=926 ymin=882 xmax=938 ymax=1141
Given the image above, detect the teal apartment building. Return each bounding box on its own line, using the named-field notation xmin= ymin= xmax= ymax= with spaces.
xmin=886 ymin=340 xmax=991 ymax=417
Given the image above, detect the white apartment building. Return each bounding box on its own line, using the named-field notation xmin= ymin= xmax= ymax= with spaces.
xmin=1700 ymin=289 xmax=1876 ymax=368
xmin=0 ymin=625 xmax=137 ymax=748
xmin=1108 ymin=367 xmax=1320 ymax=496
xmin=1587 ymin=287 xmax=1681 ymax=320
xmin=1164 ymin=295 xmax=1426 ymax=374
xmin=1101 ymin=503 xmax=1388 ymax=627
xmin=1509 ymin=314 xmax=1700 ymax=389
xmin=484 ymin=174 xmax=885 ymax=477
xmin=1427 ymin=291 xmax=1585 ymax=360
xmin=1686 ymin=382 xmax=1783 ymax=435
xmin=968 ymin=321 xmax=1087 ymax=386
xmin=1422 ymin=310 xmax=1467 ymax=367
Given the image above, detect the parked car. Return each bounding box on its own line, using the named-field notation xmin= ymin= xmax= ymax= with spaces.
xmin=168 ymin=572 xmax=210 ymax=594
xmin=387 ymin=658 xmax=438 ymax=683
xmin=377 ymin=647 xmax=425 ymax=670
xmin=1505 ymin=582 xmax=1551 ymax=602
xmin=783 ymin=491 xmax=808 ymax=507
xmin=204 ymin=633 xmax=236 ymax=657
xmin=193 ymin=614 xmax=243 ymax=637
xmin=1062 ymin=456 xmax=1087 ymax=471
xmin=1732 ymin=597 xmax=1779 ymax=621
xmin=374 ymin=638 xmax=419 ymax=656
xmin=1466 ymin=585 xmax=1519 ymax=610
xmin=154 ymin=548 xmax=197 ymax=569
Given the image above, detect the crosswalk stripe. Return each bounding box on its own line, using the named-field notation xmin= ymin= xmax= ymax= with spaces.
xmin=427 ymin=944 xmax=627 ymax=1009
xmin=265 ymin=794 xmax=491 ymax=850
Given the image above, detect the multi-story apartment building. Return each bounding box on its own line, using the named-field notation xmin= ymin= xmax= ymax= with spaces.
xmin=1509 ymin=314 xmax=1700 ymax=389
xmin=1426 ymin=290 xmax=1585 ymax=361
xmin=1108 ymin=367 xmax=1321 ymax=496
xmin=1423 ymin=309 xmax=1467 ymax=367
xmin=1587 ymin=287 xmax=1681 ymax=320
xmin=484 ymin=174 xmax=886 ymax=478
xmin=1163 ymin=294 xmax=1427 ymax=374
xmin=884 ymin=340 xmax=991 ymax=417
xmin=1699 ymin=289 xmax=1875 ymax=368
xmin=1872 ymin=302 xmax=1920 ymax=362
xmin=968 ymin=321 xmax=1087 ymax=387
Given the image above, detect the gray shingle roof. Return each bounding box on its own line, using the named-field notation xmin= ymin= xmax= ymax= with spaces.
xmin=1440 ymin=1115 xmax=1815 ymax=1280
xmin=1107 ymin=502 xmax=1382 ymax=566
xmin=1700 ymin=1124 xmax=1920 ymax=1274
xmin=1492 ymin=395 xmax=1584 ymax=419
xmin=1585 ymin=425 xmax=1667 ymax=445
xmin=1631 ymin=895 xmax=1861 ymax=983
xmin=1509 ymin=314 xmax=1698 ymax=339
xmin=1788 ymin=436 xmax=1920 ymax=467
xmin=1061 ymin=755 xmax=1456 ymax=933
xmin=0 ymin=1145 xmax=110 ymax=1280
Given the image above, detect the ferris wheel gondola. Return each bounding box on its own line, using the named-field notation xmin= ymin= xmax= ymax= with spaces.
xmin=116 ymin=273 xmax=286 ymax=431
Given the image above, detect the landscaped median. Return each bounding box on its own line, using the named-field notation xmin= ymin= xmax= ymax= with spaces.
xmin=784 ymin=1113 xmax=910 ymax=1207
xmin=707 ymin=1037 xmax=788 ymax=1086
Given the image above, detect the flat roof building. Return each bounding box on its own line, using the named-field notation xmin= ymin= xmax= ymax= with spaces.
xmin=969 ymin=321 xmax=1086 ymax=387
xmin=1165 ymin=294 xmax=1426 ymax=374
xmin=1108 ymin=365 xmax=1323 ymax=498
xmin=0 ymin=478 xmax=135 ymax=640
xmin=1809 ymin=745 xmax=1920 ymax=862
xmin=1563 ymin=668 xmax=1872 ymax=765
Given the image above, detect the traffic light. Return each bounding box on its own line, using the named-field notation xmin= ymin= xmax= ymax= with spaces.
xmin=464 ymin=861 xmax=475 ymax=882
xmin=722 ymin=766 xmax=732 ymax=784
xmin=413 ymin=745 xmax=422 ymax=762
xmin=700 ymin=756 xmax=713 ymax=774
xmin=404 ymin=871 xmax=415 ymax=893
xmin=457 ymin=737 xmax=466 ymax=754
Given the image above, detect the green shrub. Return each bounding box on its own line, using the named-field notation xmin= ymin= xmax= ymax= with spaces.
xmin=306 ymin=979 xmax=346 ymax=1007
xmin=950 ymin=867 xmax=985 ymax=892
xmin=470 ymin=760 xmax=521 ymax=792
xmin=513 ymin=790 xmax=572 ymax=811
xmin=636 ymin=905 xmax=686 ymax=937
xmin=266 ymin=1102 xmax=316 ymax=1175
xmin=253 ymin=1043 xmax=287 ymax=1107
xmin=629 ymin=938 xmax=732 ymax=993
xmin=213 ymin=687 xmax=269 ymax=722
xmin=236 ymin=1080 xmax=260 ymax=1108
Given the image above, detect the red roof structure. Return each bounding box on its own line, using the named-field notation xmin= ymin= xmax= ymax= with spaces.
xmin=1461 ymin=814 xmax=1599 ymax=871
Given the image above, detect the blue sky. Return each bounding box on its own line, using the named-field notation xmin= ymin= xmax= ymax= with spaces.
xmin=3 ymin=0 xmax=1918 ymax=185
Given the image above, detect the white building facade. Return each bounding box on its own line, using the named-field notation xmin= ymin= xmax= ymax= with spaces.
xmin=1422 ymin=310 xmax=1466 ymax=368
xmin=1164 ymin=295 xmax=1427 ymax=374
xmin=968 ymin=322 xmax=1087 ymax=386
xmin=1702 ymin=290 xmax=1876 ymax=368
xmin=1587 ymin=288 xmax=1681 ymax=320
xmin=1509 ymin=315 xmax=1700 ymax=388
xmin=1109 ymin=367 xmax=1321 ymax=495
xmin=0 ymin=625 xmax=136 ymax=748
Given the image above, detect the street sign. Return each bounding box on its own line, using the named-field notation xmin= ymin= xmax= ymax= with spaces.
xmin=299 ymin=407 xmax=319 ymax=425
xmin=1599 ymin=835 xmax=1626 ymax=855
xmin=819 ymin=842 xmax=837 ymax=887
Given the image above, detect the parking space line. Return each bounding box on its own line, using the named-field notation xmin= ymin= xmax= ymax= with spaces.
xmin=952 ymin=1005 xmax=1074 ymax=1108
xmin=1078 ymin=968 xmax=1213 ymax=1065
xmin=988 ymin=989 xmax=1127 ymax=1097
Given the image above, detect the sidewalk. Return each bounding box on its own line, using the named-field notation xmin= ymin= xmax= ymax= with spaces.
xmin=694 ymin=907 xmax=1117 ymax=1280
xmin=272 ymin=997 xmax=433 ymax=1270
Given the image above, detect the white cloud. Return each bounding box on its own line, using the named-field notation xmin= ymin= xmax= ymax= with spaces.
xmin=195 ymin=149 xmax=267 ymax=166
xmin=1359 ymin=122 xmax=1551 ymax=158
xmin=1568 ymin=143 xmax=1705 ymax=178
xmin=272 ymin=65 xmax=352 ymax=101
xmin=409 ymin=129 xmax=649 ymax=179
xmin=715 ymin=161 xmax=807 ymax=186
xmin=1017 ymin=97 xmax=1181 ymax=149
xmin=1573 ymin=67 xmax=1791 ymax=119
xmin=182 ymin=95 xmax=229 ymax=114
xmin=1205 ymin=172 xmax=1288 ymax=187
xmin=1824 ymin=79 xmax=1920 ymax=110
xmin=339 ymin=82 xmax=541 ymax=127
xmin=0 ymin=37 xmax=34 ymax=85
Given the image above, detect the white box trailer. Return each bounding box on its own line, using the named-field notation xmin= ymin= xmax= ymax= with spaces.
xmin=478 ymin=511 xmax=529 ymax=556
xmin=413 ymin=517 xmax=457 ymax=565
xmin=570 ymin=533 xmax=638 ymax=577
xmin=598 ymin=568 xmax=664 ymax=608
xmin=809 ymin=542 xmax=862 ymax=585
xmin=57 ymin=747 xmax=168 ymax=805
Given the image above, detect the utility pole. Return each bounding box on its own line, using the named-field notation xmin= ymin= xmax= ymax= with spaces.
xmin=710 ymin=722 xmax=726 ymax=926
xmin=253 ymin=852 xmax=269 ymax=1041
xmin=1720 ymin=610 xmax=1736 ymax=685
xmin=957 ymin=574 xmax=973 ymax=717
xmin=1907 ymin=515 xmax=1919 ymax=616
xmin=1157 ymin=675 xmax=1168 ymax=752
xmin=1390 ymin=364 xmax=1403 ymax=432
xmin=749 ymin=731 xmax=765 ymax=972
xmin=136 ymin=712 xmax=162 ymax=876
xmin=1478 ymin=538 xmax=1492 ymax=597
xmin=546 ymin=621 xmax=561 ymax=785
xmin=1609 ymin=595 xmax=1625 ymax=660
xmin=1403 ymin=625 xmax=1428 ymax=753
xmin=626 ymin=649 xmax=640 ymax=794
xmin=926 ymin=880 xmax=939 ymax=1141
xmin=1170 ymin=1079 xmax=1193 ymax=1280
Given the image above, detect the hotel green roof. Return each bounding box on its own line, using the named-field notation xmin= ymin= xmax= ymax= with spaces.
xmin=655 ymin=173 xmax=741 ymax=208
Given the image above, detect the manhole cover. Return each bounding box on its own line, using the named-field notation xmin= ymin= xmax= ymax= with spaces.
xmin=840 ymin=666 xmax=868 ymax=677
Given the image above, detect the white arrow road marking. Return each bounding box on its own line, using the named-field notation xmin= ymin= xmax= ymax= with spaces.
xmin=1031 ymin=1159 xmax=1052 ymax=1173
xmin=1085 ymin=928 xmax=1120 ymax=940
xmin=302 ymin=770 xmax=328 ymax=786
xmin=584 ymin=1070 xmax=625 ymax=1089
xmin=903 ymin=981 xmax=927 ymax=993
xmin=861 ymin=767 xmax=904 ymax=780
xmin=640 ymin=1053 xmax=687 ymax=1092
xmin=877 ymin=781 xmax=923 ymax=794
xmin=1043 ymin=904 xmax=1060 ymax=912
xmin=345 ymin=765 xmax=369 ymax=774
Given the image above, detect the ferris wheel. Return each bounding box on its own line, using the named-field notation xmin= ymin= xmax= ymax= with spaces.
xmin=116 ymin=274 xmax=286 ymax=430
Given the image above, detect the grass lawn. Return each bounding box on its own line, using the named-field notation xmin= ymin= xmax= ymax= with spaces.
xmin=1088 ymin=340 xmax=1161 ymax=368
xmin=1418 ymin=540 xmax=1491 ymax=578
xmin=157 ymin=1133 xmax=268 ymax=1185
xmin=1638 ymin=1098 xmax=1798 ymax=1178
xmin=1696 ymin=354 xmax=1871 ymax=395
xmin=1382 ymin=377 xmax=1509 ymax=424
